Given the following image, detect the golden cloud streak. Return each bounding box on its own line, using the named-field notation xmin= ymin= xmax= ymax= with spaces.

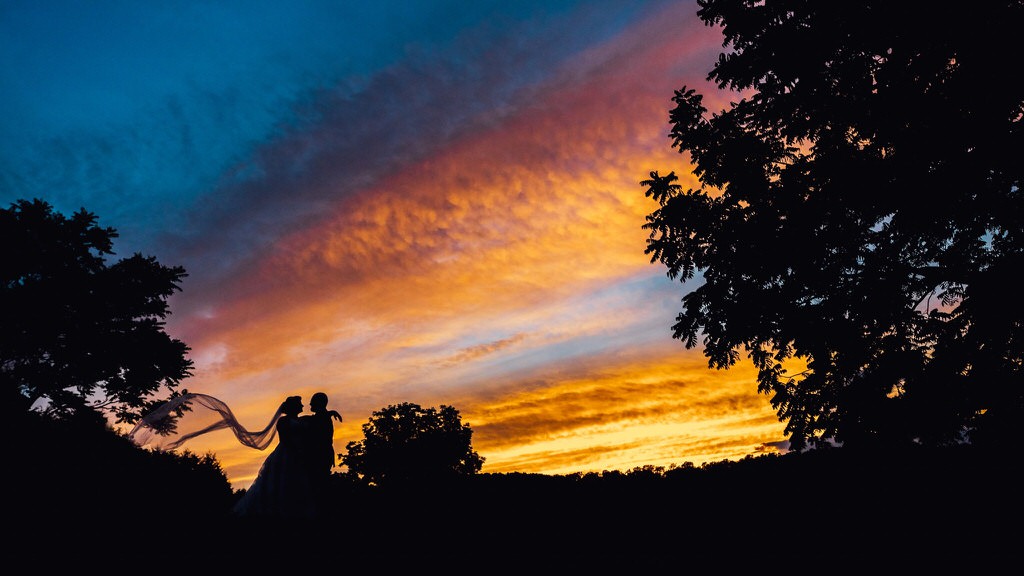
xmin=448 ymin=352 xmax=786 ymax=475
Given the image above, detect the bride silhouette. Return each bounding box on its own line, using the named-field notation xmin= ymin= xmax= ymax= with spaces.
xmin=232 ymin=395 xmax=318 ymax=519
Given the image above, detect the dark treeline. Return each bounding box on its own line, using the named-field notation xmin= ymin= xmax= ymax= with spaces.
xmin=11 ymin=411 xmax=1018 ymax=570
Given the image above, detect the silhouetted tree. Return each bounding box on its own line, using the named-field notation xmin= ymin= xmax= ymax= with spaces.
xmin=340 ymin=402 xmax=484 ymax=486
xmin=1 ymin=198 xmax=193 ymax=424
xmin=643 ymin=1 xmax=1024 ymax=451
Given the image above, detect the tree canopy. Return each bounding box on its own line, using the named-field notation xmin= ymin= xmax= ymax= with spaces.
xmin=1 ymin=198 xmax=193 ymax=423
xmin=643 ymin=1 xmax=1024 ymax=450
xmin=340 ymin=402 xmax=484 ymax=486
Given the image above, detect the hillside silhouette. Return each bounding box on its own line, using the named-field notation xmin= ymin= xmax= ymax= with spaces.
xmin=11 ymin=411 xmax=1018 ymax=570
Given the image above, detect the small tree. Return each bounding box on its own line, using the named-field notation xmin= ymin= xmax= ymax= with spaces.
xmin=340 ymin=402 xmax=484 ymax=486
xmin=1 ymin=198 xmax=193 ymax=423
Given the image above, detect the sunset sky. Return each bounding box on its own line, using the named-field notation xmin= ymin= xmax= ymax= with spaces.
xmin=1 ymin=0 xmax=789 ymax=489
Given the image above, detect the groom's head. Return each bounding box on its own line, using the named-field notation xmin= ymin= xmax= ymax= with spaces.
xmin=310 ymin=392 xmax=328 ymax=411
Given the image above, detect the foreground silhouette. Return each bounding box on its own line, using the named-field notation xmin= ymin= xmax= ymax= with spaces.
xmin=11 ymin=405 xmax=1020 ymax=570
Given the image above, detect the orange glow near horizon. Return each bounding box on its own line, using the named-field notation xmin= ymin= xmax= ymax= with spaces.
xmin=200 ymin=349 xmax=787 ymax=489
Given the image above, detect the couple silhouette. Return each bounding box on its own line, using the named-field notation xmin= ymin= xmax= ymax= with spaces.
xmin=232 ymin=392 xmax=342 ymax=519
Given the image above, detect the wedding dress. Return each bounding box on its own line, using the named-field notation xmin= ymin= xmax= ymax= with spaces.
xmin=231 ymin=413 xmax=318 ymax=518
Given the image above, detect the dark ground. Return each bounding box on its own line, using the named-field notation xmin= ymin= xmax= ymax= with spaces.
xmin=17 ymin=445 xmax=1020 ymax=572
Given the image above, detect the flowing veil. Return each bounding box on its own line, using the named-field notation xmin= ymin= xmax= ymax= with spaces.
xmin=128 ymin=393 xmax=282 ymax=451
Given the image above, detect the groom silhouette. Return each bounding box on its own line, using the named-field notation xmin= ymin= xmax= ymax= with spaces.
xmin=301 ymin=392 xmax=342 ymax=505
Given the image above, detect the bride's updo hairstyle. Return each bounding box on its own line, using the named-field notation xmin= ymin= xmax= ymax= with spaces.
xmin=281 ymin=396 xmax=303 ymax=415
